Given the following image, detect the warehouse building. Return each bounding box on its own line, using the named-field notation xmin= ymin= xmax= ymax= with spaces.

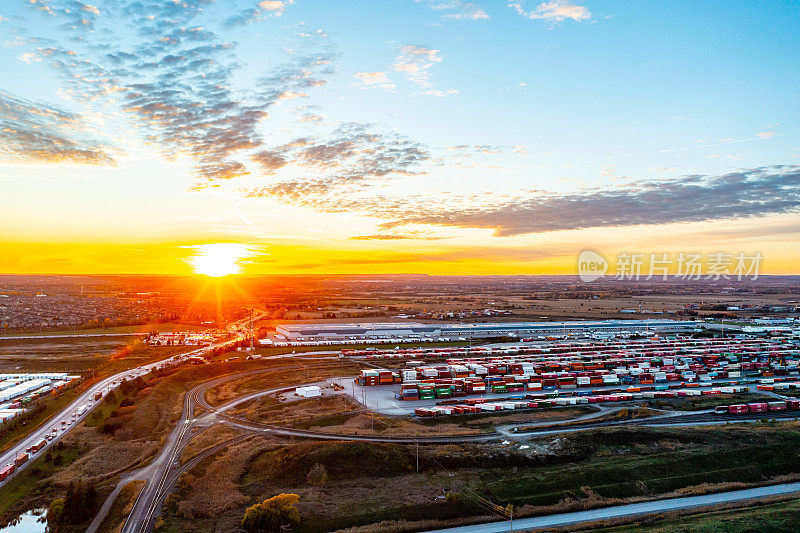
xmin=275 ymin=319 xmax=697 ymax=342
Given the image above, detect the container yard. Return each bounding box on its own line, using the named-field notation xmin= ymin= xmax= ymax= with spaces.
xmin=0 ymin=373 xmax=78 ymax=418
xmin=275 ymin=319 xmax=697 ymax=343
xmin=339 ymin=336 xmax=800 ymax=417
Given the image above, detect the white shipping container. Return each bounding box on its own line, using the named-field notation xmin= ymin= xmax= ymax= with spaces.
xmin=295 ymin=386 xmax=322 ymax=398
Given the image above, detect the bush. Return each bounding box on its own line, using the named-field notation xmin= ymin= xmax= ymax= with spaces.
xmin=306 ymin=463 xmax=328 ymax=486
xmin=241 ymin=493 xmax=300 ymax=531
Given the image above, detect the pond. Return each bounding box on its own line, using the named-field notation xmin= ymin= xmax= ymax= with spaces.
xmin=0 ymin=509 xmax=46 ymax=533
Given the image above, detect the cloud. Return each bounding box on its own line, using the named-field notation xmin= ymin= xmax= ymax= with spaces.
xmin=510 ymin=0 xmax=592 ymax=23
xmin=393 ymin=45 xmax=456 ymax=96
xmin=0 ymin=89 xmax=115 ymax=165
xmin=20 ymin=0 xmax=334 ymax=184
xmin=419 ymin=1 xmax=490 ymax=21
xmin=350 ymin=230 xmax=446 ymax=240
xmin=353 ymin=71 xmax=396 ymax=92
xmin=252 ymin=164 xmax=800 ymax=238
xmin=379 ymin=166 xmax=800 ymax=236
xmin=757 ymin=131 xmax=775 ymax=140
xmin=250 ymin=122 xmax=429 ymax=197
xmin=224 ymin=0 xmax=294 ymax=27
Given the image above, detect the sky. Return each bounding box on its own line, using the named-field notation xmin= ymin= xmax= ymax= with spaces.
xmin=0 ymin=0 xmax=799 ymax=276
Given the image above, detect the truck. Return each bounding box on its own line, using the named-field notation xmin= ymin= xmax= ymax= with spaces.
xmin=0 ymin=464 xmax=15 ymax=482
xmin=14 ymin=453 xmax=29 ymax=468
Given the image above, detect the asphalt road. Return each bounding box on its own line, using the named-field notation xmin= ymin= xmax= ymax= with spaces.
xmin=0 ymin=348 xmax=199 ymax=488
xmin=422 ymin=482 xmax=800 ymax=532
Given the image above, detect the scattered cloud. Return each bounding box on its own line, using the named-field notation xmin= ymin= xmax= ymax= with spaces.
xmin=250 ymin=122 xmax=429 ymax=197
xmin=352 ymin=71 xmax=396 ymax=92
xmin=224 ymin=0 xmax=294 ymax=27
xmin=379 ymin=166 xmax=800 ymax=236
xmin=510 ymin=0 xmax=592 ymax=23
xmin=393 ymin=45 xmax=456 ymax=96
xmin=419 ymin=1 xmax=490 ymax=21
xmin=0 ymin=89 xmax=115 ymax=165
xmin=19 ymin=0 xmax=333 ymax=184
xmin=757 ymin=131 xmax=775 ymax=140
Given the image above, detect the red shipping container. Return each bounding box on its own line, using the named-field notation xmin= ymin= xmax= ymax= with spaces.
xmin=747 ymin=403 xmax=768 ymax=413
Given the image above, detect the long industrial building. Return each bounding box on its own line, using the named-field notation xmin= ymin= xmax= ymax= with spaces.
xmin=275 ymin=319 xmax=697 ymax=342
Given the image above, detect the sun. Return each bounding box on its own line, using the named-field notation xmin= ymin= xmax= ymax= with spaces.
xmin=189 ymin=243 xmax=252 ymax=277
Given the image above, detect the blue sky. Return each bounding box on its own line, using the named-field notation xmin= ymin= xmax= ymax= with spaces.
xmin=0 ymin=0 xmax=798 ymax=274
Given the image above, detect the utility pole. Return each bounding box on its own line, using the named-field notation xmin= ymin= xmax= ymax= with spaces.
xmin=416 ymin=441 xmax=419 ymax=473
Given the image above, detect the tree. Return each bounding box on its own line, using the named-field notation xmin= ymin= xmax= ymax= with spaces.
xmin=241 ymin=493 xmax=301 ymax=531
xmin=46 ymin=498 xmax=64 ymax=531
xmin=306 ymin=463 xmax=328 ymax=486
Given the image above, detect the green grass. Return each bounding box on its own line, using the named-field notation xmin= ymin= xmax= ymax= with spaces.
xmin=83 ymin=389 xmax=123 ymax=428
xmin=0 ymin=444 xmax=82 ymax=518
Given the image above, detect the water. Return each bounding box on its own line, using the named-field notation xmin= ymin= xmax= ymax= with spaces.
xmin=0 ymin=510 xmax=46 ymax=533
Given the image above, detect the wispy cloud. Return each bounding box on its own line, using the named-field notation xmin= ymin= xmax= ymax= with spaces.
xmin=353 ymin=71 xmax=396 ymax=92
xmin=393 ymin=45 xmax=457 ymax=96
xmin=510 ymin=0 xmax=592 ymax=23
xmin=419 ymin=1 xmax=490 ymax=21
xmin=0 ymin=89 xmax=114 ymax=165
xmin=223 ymin=0 xmax=294 ymax=28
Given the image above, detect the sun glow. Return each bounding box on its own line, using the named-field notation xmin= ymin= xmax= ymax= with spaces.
xmin=189 ymin=243 xmax=253 ymax=277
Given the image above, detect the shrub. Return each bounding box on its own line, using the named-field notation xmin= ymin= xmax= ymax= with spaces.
xmin=306 ymin=463 xmax=328 ymax=486
xmin=242 ymin=493 xmax=301 ymax=531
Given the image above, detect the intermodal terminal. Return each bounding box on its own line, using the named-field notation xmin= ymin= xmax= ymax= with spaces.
xmin=275 ymin=319 xmax=697 ymax=342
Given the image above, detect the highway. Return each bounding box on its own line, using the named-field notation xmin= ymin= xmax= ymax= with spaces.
xmin=421 ymin=481 xmax=800 ymax=532
xmin=0 ymin=349 xmax=195 ymax=488
xmin=0 ymin=311 xmax=265 ymax=489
